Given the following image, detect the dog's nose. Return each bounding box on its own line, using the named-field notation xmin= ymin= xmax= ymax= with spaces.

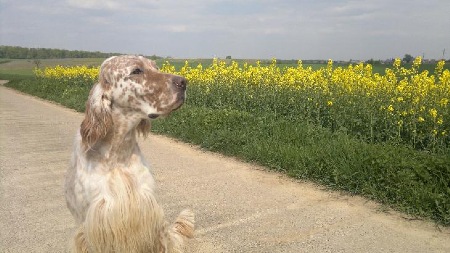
xmin=172 ymin=76 xmax=187 ymax=90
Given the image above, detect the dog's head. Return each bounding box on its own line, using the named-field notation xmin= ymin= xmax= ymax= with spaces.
xmin=81 ymin=55 xmax=187 ymax=148
xmin=100 ymin=55 xmax=187 ymax=118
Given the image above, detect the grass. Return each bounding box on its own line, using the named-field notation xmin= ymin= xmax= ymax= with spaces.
xmin=2 ymin=58 xmax=450 ymax=226
xmin=151 ymin=105 xmax=450 ymax=225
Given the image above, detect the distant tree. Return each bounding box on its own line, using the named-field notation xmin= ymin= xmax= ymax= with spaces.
xmin=27 ymin=48 xmax=38 ymax=59
xmin=403 ymin=54 xmax=413 ymax=63
xmin=33 ymin=59 xmax=41 ymax=69
xmin=366 ymin=59 xmax=381 ymax=65
xmin=226 ymin=56 xmax=232 ymax=59
xmin=149 ymin=54 xmax=162 ymax=60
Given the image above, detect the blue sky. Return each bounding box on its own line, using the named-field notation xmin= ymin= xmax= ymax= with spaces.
xmin=1 ymin=0 xmax=449 ymax=60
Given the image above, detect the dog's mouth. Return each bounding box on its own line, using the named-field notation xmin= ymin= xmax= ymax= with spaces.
xmin=148 ymin=113 xmax=160 ymax=119
xmin=148 ymin=93 xmax=185 ymax=119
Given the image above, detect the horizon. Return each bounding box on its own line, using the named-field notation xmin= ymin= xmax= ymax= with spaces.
xmin=1 ymin=45 xmax=448 ymax=62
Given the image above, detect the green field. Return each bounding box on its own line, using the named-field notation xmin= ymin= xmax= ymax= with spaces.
xmin=0 ymin=58 xmax=106 ymax=79
xmin=2 ymin=57 xmax=450 ymax=226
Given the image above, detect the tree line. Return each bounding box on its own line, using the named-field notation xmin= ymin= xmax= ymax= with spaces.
xmin=0 ymin=45 xmax=163 ymax=59
xmin=0 ymin=45 xmax=119 ymax=59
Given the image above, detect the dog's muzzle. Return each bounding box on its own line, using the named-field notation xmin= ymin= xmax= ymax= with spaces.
xmin=147 ymin=76 xmax=187 ymax=120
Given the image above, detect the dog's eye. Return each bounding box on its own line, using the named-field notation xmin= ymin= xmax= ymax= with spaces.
xmin=131 ymin=68 xmax=143 ymax=75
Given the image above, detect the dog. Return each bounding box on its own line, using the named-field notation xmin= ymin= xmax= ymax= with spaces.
xmin=64 ymin=55 xmax=194 ymax=252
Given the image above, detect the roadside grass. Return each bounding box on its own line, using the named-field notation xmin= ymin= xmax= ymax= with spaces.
xmin=2 ymin=58 xmax=450 ymax=226
xmin=151 ymin=105 xmax=450 ymax=225
xmin=4 ymin=78 xmax=91 ymax=110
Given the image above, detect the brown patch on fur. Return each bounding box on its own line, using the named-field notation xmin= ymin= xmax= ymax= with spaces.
xmin=80 ymin=88 xmax=113 ymax=150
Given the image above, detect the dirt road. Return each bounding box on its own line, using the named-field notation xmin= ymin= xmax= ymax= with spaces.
xmin=1 ymin=83 xmax=449 ymax=253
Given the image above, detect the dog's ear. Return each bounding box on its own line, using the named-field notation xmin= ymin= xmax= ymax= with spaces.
xmin=80 ymin=81 xmax=112 ymax=150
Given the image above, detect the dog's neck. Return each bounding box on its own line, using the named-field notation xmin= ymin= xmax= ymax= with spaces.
xmin=93 ymin=109 xmax=144 ymax=165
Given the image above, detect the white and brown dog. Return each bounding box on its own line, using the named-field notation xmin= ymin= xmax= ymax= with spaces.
xmin=64 ymin=55 xmax=194 ymax=253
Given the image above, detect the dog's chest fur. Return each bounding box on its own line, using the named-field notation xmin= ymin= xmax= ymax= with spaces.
xmin=65 ymin=132 xmax=156 ymax=224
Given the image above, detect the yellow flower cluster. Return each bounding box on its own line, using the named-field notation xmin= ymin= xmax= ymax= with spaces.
xmin=36 ymin=57 xmax=449 ymax=151
xmin=161 ymin=57 xmax=449 ymax=151
xmin=34 ymin=65 xmax=99 ymax=82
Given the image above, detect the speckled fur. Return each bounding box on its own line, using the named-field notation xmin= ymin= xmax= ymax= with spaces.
xmin=64 ymin=55 xmax=194 ymax=253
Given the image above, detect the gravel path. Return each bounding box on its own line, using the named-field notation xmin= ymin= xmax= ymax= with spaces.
xmin=1 ymin=83 xmax=449 ymax=253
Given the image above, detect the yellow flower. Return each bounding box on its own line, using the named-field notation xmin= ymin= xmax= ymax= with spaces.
xmin=429 ymin=108 xmax=437 ymax=119
xmin=327 ymin=101 xmax=333 ymax=106
xmin=393 ymin=58 xmax=401 ymax=68
xmin=413 ymin=56 xmax=422 ymax=67
xmin=418 ymin=117 xmax=425 ymax=122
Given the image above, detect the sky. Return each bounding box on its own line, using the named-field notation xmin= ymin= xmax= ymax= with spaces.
xmin=0 ymin=0 xmax=449 ymax=60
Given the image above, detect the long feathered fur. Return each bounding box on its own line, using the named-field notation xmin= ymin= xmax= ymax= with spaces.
xmin=73 ymin=169 xmax=192 ymax=253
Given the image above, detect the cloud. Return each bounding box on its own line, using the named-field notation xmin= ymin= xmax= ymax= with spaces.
xmin=66 ymin=0 xmax=128 ymax=10
xmin=87 ymin=16 xmax=114 ymax=26
xmin=156 ymin=24 xmax=189 ymax=33
xmin=1 ymin=0 xmax=449 ymax=60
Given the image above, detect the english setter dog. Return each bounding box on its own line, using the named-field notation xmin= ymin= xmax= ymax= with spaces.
xmin=65 ymin=55 xmax=194 ymax=253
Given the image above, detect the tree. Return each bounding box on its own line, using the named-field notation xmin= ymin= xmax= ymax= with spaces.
xmin=403 ymin=54 xmax=413 ymax=63
xmin=33 ymin=59 xmax=41 ymax=69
